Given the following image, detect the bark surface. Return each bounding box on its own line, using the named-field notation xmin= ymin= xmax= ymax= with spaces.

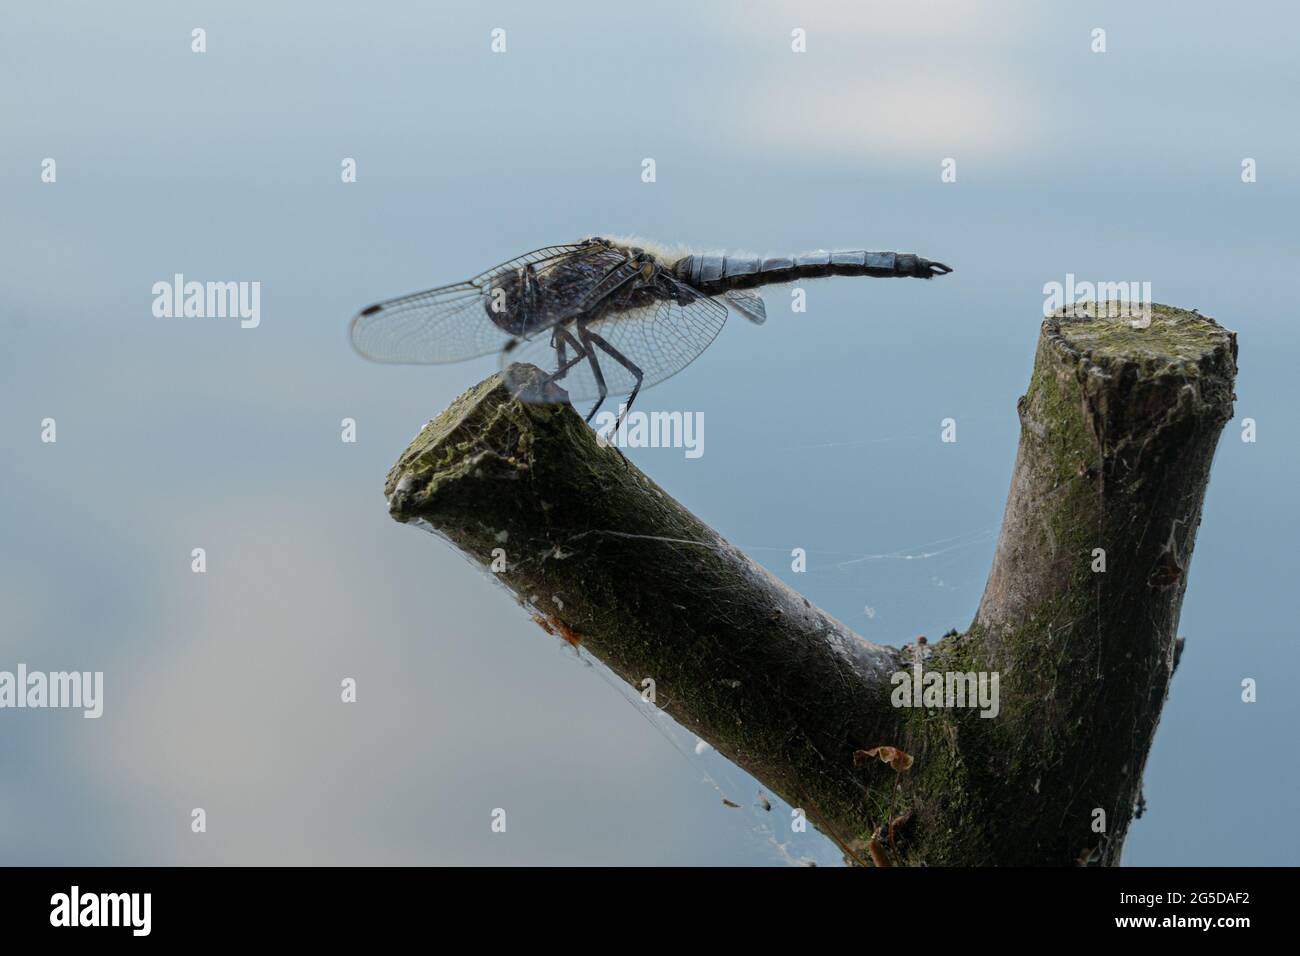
xmin=384 ymin=303 xmax=1237 ymax=865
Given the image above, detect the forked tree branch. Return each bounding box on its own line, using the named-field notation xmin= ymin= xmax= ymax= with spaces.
xmin=384 ymin=303 xmax=1236 ymax=866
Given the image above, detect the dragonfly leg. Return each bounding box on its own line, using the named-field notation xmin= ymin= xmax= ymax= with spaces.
xmin=503 ymin=324 xmax=586 ymax=404
xmin=552 ymin=326 xmax=566 ymax=368
xmin=576 ymin=326 xmax=609 ymax=423
xmin=536 ymin=325 xmax=586 ymax=387
xmin=584 ymin=329 xmax=644 ymax=434
xmin=576 ymin=326 xmax=630 ymax=468
xmin=549 ymin=324 xmax=584 ymax=381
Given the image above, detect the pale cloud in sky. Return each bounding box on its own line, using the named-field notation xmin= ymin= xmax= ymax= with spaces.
xmin=718 ymin=1 xmax=1040 ymax=160
xmin=68 ymin=494 xmax=779 ymax=864
xmin=729 ymin=76 xmax=1032 ymax=161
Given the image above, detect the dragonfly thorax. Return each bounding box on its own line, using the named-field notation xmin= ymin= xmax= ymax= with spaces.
xmin=482 ymin=250 xmax=663 ymax=337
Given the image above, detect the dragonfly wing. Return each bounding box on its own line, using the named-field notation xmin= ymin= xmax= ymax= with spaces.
xmin=350 ymin=280 xmax=506 ymax=364
xmin=350 ymin=241 xmax=614 ymax=364
xmin=501 ymin=274 xmax=729 ymax=403
xmin=723 ymin=289 xmax=767 ymax=325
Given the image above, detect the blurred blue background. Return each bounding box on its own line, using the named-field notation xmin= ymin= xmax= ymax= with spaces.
xmin=2 ymin=0 xmax=1296 ymax=865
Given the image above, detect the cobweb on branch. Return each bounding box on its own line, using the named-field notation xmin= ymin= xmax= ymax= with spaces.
xmin=556 ymin=640 xmax=845 ymax=867
xmin=741 ymin=525 xmax=997 ymax=628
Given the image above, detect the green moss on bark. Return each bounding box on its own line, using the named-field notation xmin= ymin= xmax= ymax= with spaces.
xmin=385 ymin=304 xmax=1236 ymax=865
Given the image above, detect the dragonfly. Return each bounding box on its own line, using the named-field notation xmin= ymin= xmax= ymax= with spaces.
xmin=350 ymin=236 xmax=951 ymax=428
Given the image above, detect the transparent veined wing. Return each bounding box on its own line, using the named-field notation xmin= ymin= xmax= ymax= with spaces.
xmin=723 ymin=289 xmax=766 ymax=324
xmin=502 ymin=273 xmax=730 ymax=402
xmin=349 ymin=241 xmax=622 ymax=364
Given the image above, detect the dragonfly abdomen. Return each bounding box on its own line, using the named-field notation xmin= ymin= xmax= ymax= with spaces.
xmin=671 ymin=250 xmax=951 ymax=292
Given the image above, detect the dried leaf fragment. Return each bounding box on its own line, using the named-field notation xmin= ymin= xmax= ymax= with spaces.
xmin=532 ymin=612 xmax=582 ymax=648
xmin=853 ymin=745 xmax=914 ymax=772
